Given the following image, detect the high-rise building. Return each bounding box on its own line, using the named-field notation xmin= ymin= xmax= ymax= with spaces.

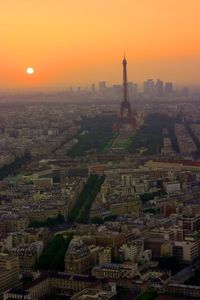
xmin=91 ymin=83 xmax=96 ymax=93
xmin=133 ymin=83 xmax=138 ymax=96
xmin=99 ymin=81 xmax=107 ymax=94
xmin=165 ymin=82 xmax=173 ymax=95
xmin=127 ymin=82 xmax=138 ymax=98
xmin=144 ymin=79 xmax=154 ymax=95
xmin=112 ymin=85 xmax=122 ymax=99
xmin=181 ymin=87 xmax=189 ymax=97
xmin=127 ymin=82 xmax=133 ymax=98
xmin=155 ymin=79 xmax=164 ymax=96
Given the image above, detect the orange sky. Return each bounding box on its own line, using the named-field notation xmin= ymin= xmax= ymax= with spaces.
xmin=0 ymin=0 xmax=200 ymax=89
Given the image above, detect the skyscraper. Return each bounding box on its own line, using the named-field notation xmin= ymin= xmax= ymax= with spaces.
xmin=155 ymin=79 xmax=164 ymax=96
xmin=133 ymin=83 xmax=138 ymax=96
xmin=112 ymin=84 xmax=122 ymax=98
xmin=144 ymin=79 xmax=155 ymax=96
xmin=99 ymin=81 xmax=107 ymax=94
xmin=91 ymin=83 xmax=96 ymax=93
xmin=165 ymin=82 xmax=173 ymax=95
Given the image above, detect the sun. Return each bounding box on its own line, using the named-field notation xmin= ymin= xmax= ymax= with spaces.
xmin=26 ymin=67 xmax=34 ymax=75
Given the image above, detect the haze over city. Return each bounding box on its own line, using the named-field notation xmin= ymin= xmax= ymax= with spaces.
xmin=2 ymin=2 xmax=200 ymax=300
xmin=1 ymin=0 xmax=200 ymax=89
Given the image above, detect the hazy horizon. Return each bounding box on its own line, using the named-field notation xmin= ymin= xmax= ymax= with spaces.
xmin=0 ymin=80 xmax=200 ymax=95
xmin=1 ymin=0 xmax=200 ymax=89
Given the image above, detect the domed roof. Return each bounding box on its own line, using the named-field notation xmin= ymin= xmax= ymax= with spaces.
xmin=66 ymin=238 xmax=89 ymax=258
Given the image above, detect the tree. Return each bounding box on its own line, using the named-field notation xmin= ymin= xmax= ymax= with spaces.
xmin=91 ymin=217 xmax=104 ymax=224
xmin=185 ymin=268 xmax=200 ymax=286
xmin=29 ymin=214 xmax=65 ymax=228
xmin=104 ymin=215 xmax=117 ymax=222
xmin=68 ymin=175 xmax=105 ymax=223
xmin=67 ymin=115 xmax=117 ymax=157
xmin=157 ymin=255 xmax=185 ymax=275
xmin=37 ymin=233 xmax=73 ymax=271
xmin=136 ymin=289 xmax=157 ymax=300
xmin=0 ymin=153 xmax=31 ymax=180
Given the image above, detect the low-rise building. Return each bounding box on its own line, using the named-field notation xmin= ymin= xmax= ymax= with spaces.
xmin=0 ymin=253 xmax=20 ymax=297
xmin=11 ymin=242 xmax=43 ymax=271
xmin=172 ymin=240 xmax=198 ymax=263
xmin=71 ymin=288 xmax=117 ymax=300
xmin=92 ymin=263 xmax=138 ymax=280
xmin=99 ymin=247 xmax=112 ymax=265
xmin=65 ymin=238 xmax=91 ymax=274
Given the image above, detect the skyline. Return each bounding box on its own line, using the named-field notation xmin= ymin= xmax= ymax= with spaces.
xmin=0 ymin=77 xmax=197 ymax=94
xmin=1 ymin=1 xmax=200 ymax=89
